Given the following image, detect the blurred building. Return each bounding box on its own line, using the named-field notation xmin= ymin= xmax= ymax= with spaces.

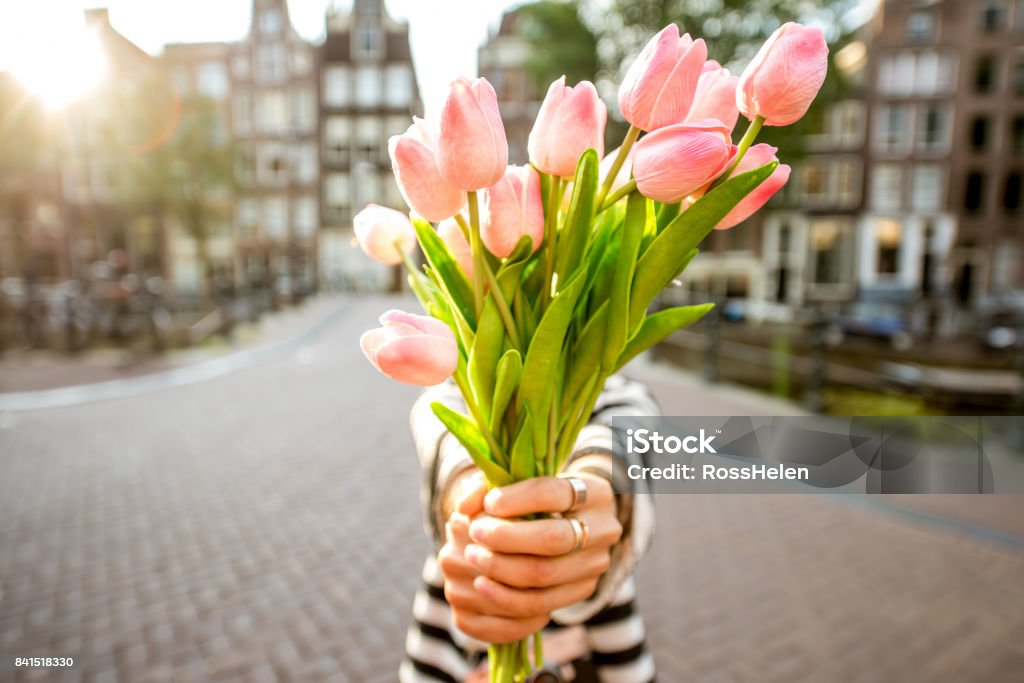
xmin=861 ymin=0 xmax=1024 ymax=335
xmin=478 ymin=9 xmax=543 ymax=164
xmin=159 ymin=42 xmax=236 ymax=295
xmin=230 ymin=0 xmax=319 ymax=298
xmin=317 ymin=0 xmax=421 ymax=291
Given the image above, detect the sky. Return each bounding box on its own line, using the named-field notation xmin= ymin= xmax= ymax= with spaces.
xmin=0 ymin=0 xmax=525 ymax=115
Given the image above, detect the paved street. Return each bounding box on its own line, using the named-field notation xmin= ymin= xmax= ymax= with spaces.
xmin=2 ymin=295 xmax=1023 ymax=682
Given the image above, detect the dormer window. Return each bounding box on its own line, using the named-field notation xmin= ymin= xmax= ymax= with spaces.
xmin=354 ymin=24 xmax=383 ymax=61
xmin=356 ymin=0 xmax=380 ymax=16
xmin=260 ymin=9 xmax=282 ymax=35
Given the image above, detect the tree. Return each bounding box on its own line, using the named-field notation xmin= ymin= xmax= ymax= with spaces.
xmin=133 ymin=91 xmax=234 ymax=306
xmin=513 ymin=1 xmax=599 ymax=92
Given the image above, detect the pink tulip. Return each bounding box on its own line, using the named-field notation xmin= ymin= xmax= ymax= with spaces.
xmin=632 ymin=120 xmax=737 ymax=203
xmin=481 ymin=165 xmax=545 ymax=258
xmin=389 ymin=118 xmax=465 ymax=222
xmin=528 ymin=77 xmax=607 ymax=178
xmin=738 ymin=23 xmax=829 ymax=127
xmin=716 ymin=144 xmax=791 ymax=230
xmin=437 ymin=77 xmax=509 ymax=191
xmin=618 ymin=24 xmax=708 ymax=132
xmin=686 ymin=66 xmax=741 ymax=132
xmin=360 ymin=310 xmax=458 ymax=386
xmin=353 ymin=204 xmax=416 ymax=265
xmin=438 ymin=218 xmax=473 ymax=279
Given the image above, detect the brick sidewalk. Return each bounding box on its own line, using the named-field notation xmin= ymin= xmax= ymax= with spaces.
xmin=1 ymin=295 xmax=1022 ymax=682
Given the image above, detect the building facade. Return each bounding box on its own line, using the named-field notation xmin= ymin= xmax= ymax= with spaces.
xmin=478 ymin=9 xmax=542 ymax=165
xmin=862 ymin=0 xmax=1024 ymax=331
xmin=229 ymin=0 xmax=319 ymax=297
xmin=317 ymin=0 xmax=421 ymax=291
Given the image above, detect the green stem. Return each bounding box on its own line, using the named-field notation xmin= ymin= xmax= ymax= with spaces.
xmin=468 ymin=191 xmax=485 ymax=319
xmin=453 ymin=371 xmax=509 ymax=470
xmin=598 ymin=178 xmax=637 ymax=213
xmin=556 ymin=373 xmax=606 ymax=473
xmin=719 ymin=115 xmax=765 ymax=184
xmin=534 ymin=631 xmax=544 ymax=671
xmin=597 ymin=124 xmax=640 ymax=207
xmin=455 ymin=214 xmax=523 ymax=350
xmin=541 ymin=177 xmax=562 ymax=308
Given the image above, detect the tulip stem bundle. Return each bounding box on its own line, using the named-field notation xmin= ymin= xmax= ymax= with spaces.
xmin=357 ymin=20 xmax=828 ymax=683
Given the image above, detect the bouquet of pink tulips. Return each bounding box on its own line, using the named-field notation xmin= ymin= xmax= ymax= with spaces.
xmin=358 ymin=22 xmax=827 ymax=682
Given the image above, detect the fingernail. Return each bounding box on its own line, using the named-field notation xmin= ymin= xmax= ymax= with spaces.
xmin=468 ymin=520 xmax=488 ymax=543
xmin=473 ymin=576 xmax=494 ymax=597
xmin=464 ymin=544 xmax=484 ymax=567
xmin=484 ymin=488 xmax=501 ymax=513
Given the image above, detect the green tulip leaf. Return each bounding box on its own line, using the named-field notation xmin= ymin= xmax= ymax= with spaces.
xmin=614 ymin=303 xmax=714 ymax=372
xmin=412 ymin=216 xmax=477 ymax=329
xmin=490 ymin=349 xmax=522 ymax=436
xmin=431 ymin=401 xmax=512 ymax=487
xmin=628 ymin=162 xmax=777 ymax=330
xmin=555 ymin=149 xmax=599 ymax=283
xmin=510 ymin=407 xmax=535 ymax=482
xmin=564 ymin=300 xmax=608 ymax=421
xmin=603 ymin=192 xmax=647 ymax=370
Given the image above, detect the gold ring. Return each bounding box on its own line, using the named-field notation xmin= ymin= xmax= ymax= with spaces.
xmin=560 ymin=476 xmax=588 ymax=513
xmin=567 ymin=516 xmax=589 ymax=553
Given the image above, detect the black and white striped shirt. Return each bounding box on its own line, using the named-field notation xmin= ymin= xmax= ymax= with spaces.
xmin=402 ymin=375 xmax=659 ymax=682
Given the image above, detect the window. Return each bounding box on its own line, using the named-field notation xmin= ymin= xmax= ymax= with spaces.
xmin=877 ymin=51 xmax=955 ymax=96
xmin=292 ymin=143 xmax=318 ymax=184
xmin=965 ymin=171 xmax=987 ymax=212
xmin=1015 ymin=53 xmax=1024 ymax=93
xmin=872 ymin=164 xmax=904 ymax=211
xmin=323 ymin=65 xmax=351 ymax=107
xmin=833 ymin=101 xmax=864 ymax=147
xmin=323 ymin=117 xmax=351 ymax=164
xmin=255 ymin=90 xmax=288 ymax=133
xmin=295 ymin=197 xmax=319 ymax=238
xmin=257 ymin=143 xmax=289 ymax=185
xmin=917 ymin=104 xmax=949 ymax=152
xmin=291 ymin=86 xmax=316 ymax=133
xmin=907 ymin=11 xmax=936 ymax=41
xmin=233 ymin=91 xmax=252 ymax=135
xmin=874 ymin=219 xmax=902 ymax=276
xmin=835 ymin=158 xmax=861 ymax=206
xmin=324 ymin=173 xmax=351 ymax=219
xmin=970 ymin=115 xmax=992 ymax=151
xmin=260 ymin=9 xmax=282 ymax=35
xmin=810 ymin=219 xmax=851 ymax=285
xmin=263 ymin=197 xmax=288 ymax=240
xmin=1013 ymin=116 xmax=1024 ymax=153
xmin=798 ymin=161 xmax=829 ymax=203
xmin=355 ymin=66 xmax=381 ymax=107
xmin=256 ymin=44 xmax=287 ymax=84
xmin=236 ymin=148 xmax=256 ymax=186
xmin=197 ymin=62 xmax=229 ymax=99
xmin=353 ymin=164 xmax=383 ymax=208
xmin=385 ymin=64 xmax=413 ymax=108
xmin=355 ymin=117 xmax=383 ymax=163
xmin=238 ymin=199 xmax=260 ymax=239
xmin=354 ymin=25 xmax=383 ymax=61
xmin=979 ymin=1 xmax=1007 ymax=33
xmin=1005 ymin=172 xmax=1023 ymax=212
xmin=875 ymin=105 xmax=911 ymax=154
xmin=974 ymin=55 xmax=999 ymax=93
xmin=911 ymin=165 xmax=946 ymax=212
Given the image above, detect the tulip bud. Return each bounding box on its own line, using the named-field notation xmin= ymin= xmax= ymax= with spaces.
xmin=480 ymin=165 xmax=545 ymax=258
xmin=686 ymin=66 xmax=741 ymax=133
xmin=618 ymin=24 xmax=708 ymax=132
xmin=716 ymin=144 xmax=791 ymax=230
xmin=437 ymin=77 xmax=509 ymax=191
xmin=389 ymin=118 xmax=466 ymax=222
xmin=360 ymin=310 xmax=458 ymax=386
xmin=437 ymin=218 xmax=473 ymax=279
xmin=632 ymin=120 xmax=737 ymax=204
xmin=738 ymin=23 xmax=829 ymax=127
xmin=529 ymin=77 xmax=607 ymax=178
xmin=353 ymin=204 xmax=416 ymax=265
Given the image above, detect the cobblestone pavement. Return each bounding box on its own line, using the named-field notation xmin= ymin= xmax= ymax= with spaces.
xmin=1 ymin=295 xmax=1023 ymax=682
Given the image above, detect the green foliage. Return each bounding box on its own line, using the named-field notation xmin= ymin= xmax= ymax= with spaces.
xmin=515 ymin=1 xmax=600 ymax=91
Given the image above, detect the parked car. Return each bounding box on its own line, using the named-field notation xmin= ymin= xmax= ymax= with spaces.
xmin=836 ymin=302 xmax=914 ymax=351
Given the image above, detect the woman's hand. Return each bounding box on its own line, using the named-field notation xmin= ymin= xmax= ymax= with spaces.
xmin=438 ymin=473 xmax=622 ymax=643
